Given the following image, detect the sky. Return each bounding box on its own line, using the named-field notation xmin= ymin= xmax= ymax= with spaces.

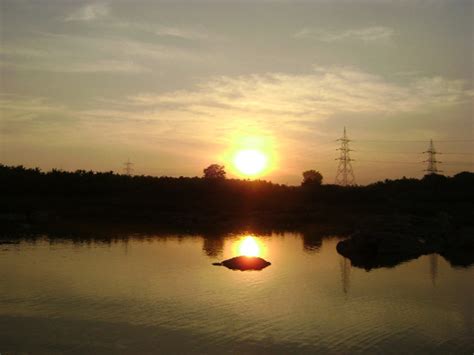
xmin=1 ymin=0 xmax=473 ymax=185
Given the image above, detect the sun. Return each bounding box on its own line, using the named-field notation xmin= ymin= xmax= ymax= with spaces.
xmin=233 ymin=149 xmax=268 ymax=176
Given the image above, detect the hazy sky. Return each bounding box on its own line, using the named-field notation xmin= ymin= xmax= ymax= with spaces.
xmin=1 ymin=0 xmax=473 ymax=184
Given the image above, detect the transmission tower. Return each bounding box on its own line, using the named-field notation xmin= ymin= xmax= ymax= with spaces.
xmin=423 ymin=139 xmax=442 ymax=174
xmin=123 ymin=159 xmax=134 ymax=176
xmin=335 ymin=127 xmax=356 ymax=186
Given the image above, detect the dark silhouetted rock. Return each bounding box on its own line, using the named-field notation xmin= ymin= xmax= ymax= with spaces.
xmin=213 ymin=256 xmax=271 ymax=271
xmin=441 ymin=227 xmax=474 ymax=267
xmin=337 ymin=225 xmax=474 ymax=270
xmin=336 ymin=232 xmax=429 ymax=270
xmin=441 ymin=249 xmax=474 ymax=267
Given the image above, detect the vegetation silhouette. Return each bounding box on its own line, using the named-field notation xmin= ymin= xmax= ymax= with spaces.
xmin=301 ymin=170 xmax=323 ymax=186
xmin=0 ymin=164 xmax=472 ymax=268
xmin=203 ymin=164 xmax=226 ymax=179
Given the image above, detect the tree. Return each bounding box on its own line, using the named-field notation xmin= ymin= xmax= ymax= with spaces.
xmin=203 ymin=164 xmax=226 ymax=179
xmin=302 ymin=170 xmax=323 ymax=186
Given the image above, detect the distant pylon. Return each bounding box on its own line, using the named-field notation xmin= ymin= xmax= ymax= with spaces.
xmin=123 ymin=159 xmax=134 ymax=176
xmin=335 ymin=127 xmax=355 ymax=186
xmin=423 ymin=139 xmax=442 ymax=174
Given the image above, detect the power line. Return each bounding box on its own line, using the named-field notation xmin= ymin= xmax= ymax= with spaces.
xmin=355 ymin=149 xmax=473 ymax=155
xmin=355 ymin=160 xmax=472 ymax=165
xmin=441 ymin=152 xmax=474 ymax=156
xmin=355 ymin=160 xmax=420 ymax=164
xmin=354 ymin=139 xmax=474 ymax=143
xmin=356 ymin=150 xmax=424 ymax=154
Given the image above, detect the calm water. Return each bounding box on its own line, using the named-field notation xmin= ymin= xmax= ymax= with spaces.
xmin=0 ymin=232 xmax=473 ymax=354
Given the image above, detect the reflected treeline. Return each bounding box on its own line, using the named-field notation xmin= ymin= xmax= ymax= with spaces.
xmin=300 ymin=225 xmax=345 ymax=253
xmin=302 ymin=232 xmax=323 ymax=253
xmin=0 ymin=221 xmax=344 ymax=265
xmin=202 ymin=235 xmax=225 ymax=257
xmin=0 ymin=220 xmax=290 ymax=244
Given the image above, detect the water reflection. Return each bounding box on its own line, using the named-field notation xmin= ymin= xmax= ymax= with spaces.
xmin=339 ymin=256 xmax=351 ymax=295
xmin=238 ymin=236 xmax=261 ymax=256
xmin=301 ymin=229 xmax=338 ymax=254
xmin=302 ymin=235 xmax=322 ymax=253
xmin=232 ymin=235 xmax=266 ymax=258
xmin=202 ymin=236 xmax=224 ymax=257
xmin=0 ymin=232 xmax=473 ymax=354
xmin=429 ymin=254 xmax=438 ymax=287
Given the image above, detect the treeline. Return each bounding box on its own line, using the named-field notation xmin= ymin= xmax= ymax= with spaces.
xmin=1 ymin=164 xmax=473 ymax=227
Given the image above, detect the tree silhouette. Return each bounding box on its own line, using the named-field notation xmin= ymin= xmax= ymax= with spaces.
xmin=203 ymin=164 xmax=226 ymax=179
xmin=302 ymin=170 xmax=323 ymax=186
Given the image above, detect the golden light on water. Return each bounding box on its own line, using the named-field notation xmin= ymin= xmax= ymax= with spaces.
xmin=233 ymin=236 xmax=266 ymax=257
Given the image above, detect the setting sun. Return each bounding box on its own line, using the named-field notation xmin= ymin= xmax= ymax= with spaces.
xmin=233 ymin=149 xmax=268 ymax=176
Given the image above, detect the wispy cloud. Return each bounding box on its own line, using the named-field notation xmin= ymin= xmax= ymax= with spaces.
xmin=111 ymin=22 xmax=212 ymax=41
xmin=64 ymin=3 xmax=109 ymax=22
xmin=62 ymin=4 xmax=217 ymax=42
xmin=1 ymin=59 xmax=148 ymax=74
xmin=0 ymin=95 xmax=73 ymax=137
xmin=294 ymin=26 xmax=394 ymax=43
xmin=128 ymin=66 xmax=472 ymax=121
xmin=4 ymin=66 xmax=469 ymax=140
xmin=154 ymin=26 xmax=210 ymax=40
xmin=1 ymin=31 xmax=209 ymax=74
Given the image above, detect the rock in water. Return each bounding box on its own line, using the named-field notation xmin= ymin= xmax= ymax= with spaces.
xmin=213 ymin=256 xmax=271 ymax=271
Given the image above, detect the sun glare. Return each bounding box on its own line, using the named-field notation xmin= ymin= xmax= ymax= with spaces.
xmin=233 ymin=149 xmax=268 ymax=176
xmin=238 ymin=236 xmax=261 ymax=257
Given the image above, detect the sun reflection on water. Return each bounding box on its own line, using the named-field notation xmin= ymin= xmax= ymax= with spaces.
xmin=234 ymin=235 xmax=266 ymax=257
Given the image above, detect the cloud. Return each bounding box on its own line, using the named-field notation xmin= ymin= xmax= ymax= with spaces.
xmin=0 ymin=95 xmax=74 ymax=138
xmin=1 ymin=59 xmax=148 ymax=74
xmin=127 ymin=66 xmax=472 ymax=123
xmin=294 ymin=26 xmax=394 ymax=43
xmin=5 ymin=65 xmax=469 ymax=144
xmin=62 ymin=4 xmax=217 ymax=42
xmin=0 ymin=31 xmax=209 ymax=74
xmin=64 ymin=3 xmax=109 ymax=22
xmin=111 ymin=22 xmax=212 ymax=41
xmin=154 ymin=26 xmax=210 ymax=40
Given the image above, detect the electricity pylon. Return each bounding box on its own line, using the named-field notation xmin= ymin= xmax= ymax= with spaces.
xmin=335 ymin=127 xmax=355 ymax=186
xmin=423 ymin=139 xmax=442 ymax=174
xmin=123 ymin=159 xmax=134 ymax=176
